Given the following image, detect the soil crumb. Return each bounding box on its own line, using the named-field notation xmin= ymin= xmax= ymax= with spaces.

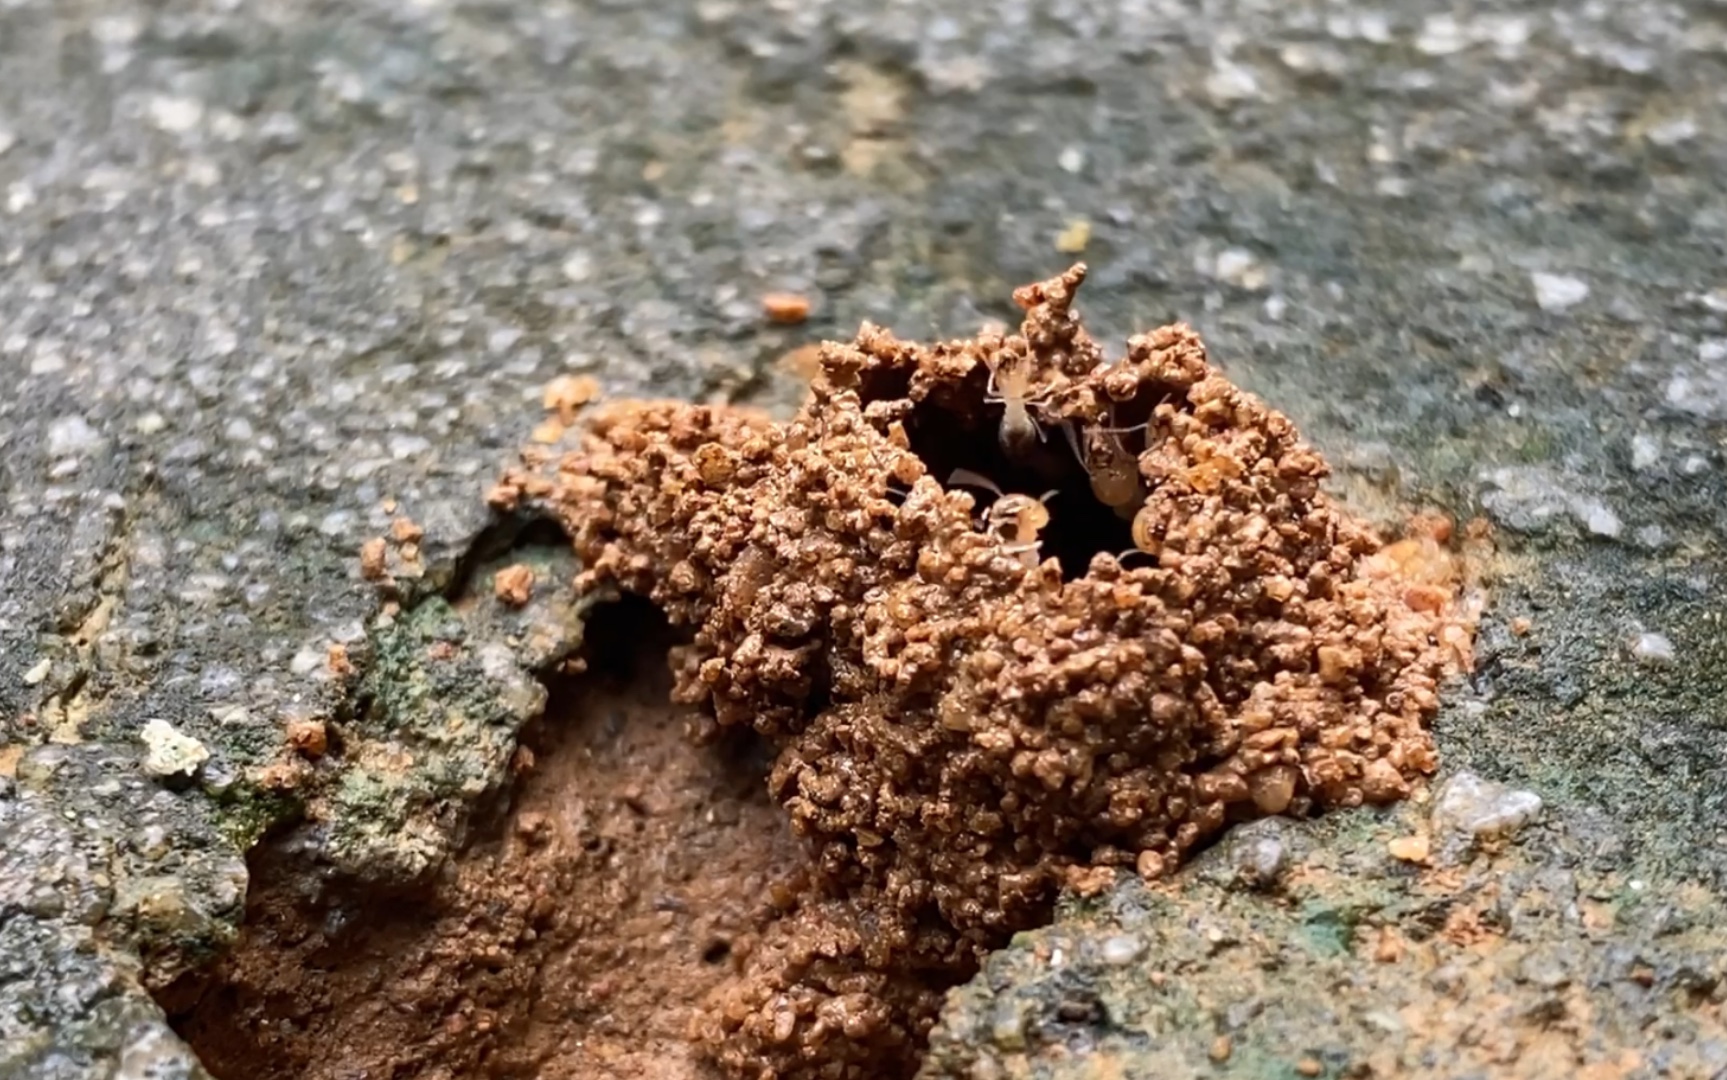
xmin=485 ymin=263 xmax=1478 ymax=1078
xmin=160 ymin=599 xmax=802 ymax=1080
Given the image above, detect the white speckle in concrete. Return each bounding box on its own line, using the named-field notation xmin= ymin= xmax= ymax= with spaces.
xmin=146 ymin=94 xmax=204 ymax=135
xmin=1057 ymin=146 xmax=1085 ymax=174
xmin=1204 ymin=55 xmax=1260 ymax=104
xmin=22 ymin=658 xmax=51 ymax=685
xmin=1572 ymin=496 xmax=1622 ymax=539
xmin=1630 ymin=433 xmax=1661 ymax=471
xmin=1531 ymin=272 xmax=1589 ymax=312
xmin=47 ymin=415 xmax=103 ymax=456
xmin=318 ymin=510 xmax=355 ymax=538
xmin=1630 ymin=632 xmax=1676 ymax=664
xmin=288 ymin=647 xmax=326 ymax=677
xmin=1647 ymin=116 xmax=1698 ymax=147
xmin=1213 ymin=248 xmax=1267 ymax=291
xmin=1416 ymin=15 xmax=1468 ymax=55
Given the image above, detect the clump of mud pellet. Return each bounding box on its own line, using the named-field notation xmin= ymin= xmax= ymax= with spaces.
xmin=489 ymin=264 xmax=1475 ymax=1079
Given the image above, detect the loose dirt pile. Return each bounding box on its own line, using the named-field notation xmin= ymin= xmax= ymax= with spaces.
xmin=486 ymin=264 xmax=1476 ymax=1078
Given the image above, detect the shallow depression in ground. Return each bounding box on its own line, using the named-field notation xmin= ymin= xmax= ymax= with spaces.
xmin=157 ymin=599 xmax=805 ymax=1080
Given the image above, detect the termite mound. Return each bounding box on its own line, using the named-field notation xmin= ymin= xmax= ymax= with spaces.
xmin=489 ymin=264 xmax=1477 ymax=1079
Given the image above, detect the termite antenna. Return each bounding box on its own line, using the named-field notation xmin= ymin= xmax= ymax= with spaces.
xmin=1113 ymin=547 xmax=1159 ymax=566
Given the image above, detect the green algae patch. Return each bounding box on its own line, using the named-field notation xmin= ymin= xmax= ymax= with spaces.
xmin=920 ymin=783 xmax=1727 ymax=1080
xmin=320 ymin=543 xmax=595 ymax=883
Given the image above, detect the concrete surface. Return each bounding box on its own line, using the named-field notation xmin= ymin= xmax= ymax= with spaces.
xmin=1 ymin=0 xmax=1724 ymax=1075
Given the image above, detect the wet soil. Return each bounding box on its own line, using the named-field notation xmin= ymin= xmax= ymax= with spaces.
xmin=159 ymin=601 xmax=804 ymax=1080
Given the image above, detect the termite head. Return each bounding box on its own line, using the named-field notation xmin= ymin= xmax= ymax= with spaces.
xmin=1084 ymin=428 xmax=1144 ymax=508
xmin=1130 ymin=503 xmax=1161 ymax=555
xmin=984 ymin=353 xmax=1050 ymax=457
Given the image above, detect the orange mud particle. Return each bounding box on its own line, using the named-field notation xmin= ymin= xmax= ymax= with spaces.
xmin=494 ymin=564 xmax=536 ymax=607
xmin=1388 ymin=834 xmax=1432 ymax=864
xmin=762 ymin=291 xmax=812 ymax=325
xmin=494 ymin=264 xmax=1476 ymax=1080
xmin=286 ymin=719 xmax=328 ymax=759
xmin=359 ymin=537 xmax=388 ymax=581
xmin=543 ymin=374 xmax=601 ymax=424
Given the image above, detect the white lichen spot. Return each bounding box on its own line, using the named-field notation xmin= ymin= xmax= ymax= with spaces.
xmin=1630 ymin=632 xmax=1676 ymax=664
xmin=140 ymin=718 xmax=210 ymax=779
xmin=1531 ymin=272 xmax=1589 ymax=313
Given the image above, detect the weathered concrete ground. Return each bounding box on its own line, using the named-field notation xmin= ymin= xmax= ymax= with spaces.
xmin=1 ymin=0 xmax=1724 ymax=1076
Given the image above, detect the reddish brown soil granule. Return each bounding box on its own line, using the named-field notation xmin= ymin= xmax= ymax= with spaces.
xmin=161 ymin=606 xmax=804 ymax=1080
xmin=487 ymin=264 xmax=1475 ymax=1078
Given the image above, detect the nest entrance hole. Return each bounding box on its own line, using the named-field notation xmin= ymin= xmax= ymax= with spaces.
xmin=889 ymin=378 xmax=1162 ymax=581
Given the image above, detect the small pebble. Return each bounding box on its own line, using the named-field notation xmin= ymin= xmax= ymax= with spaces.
xmin=1099 ymin=935 xmax=1143 ymax=966
xmin=1233 ymin=833 xmax=1288 ymax=887
xmin=140 ymin=718 xmax=211 ymax=780
xmin=1433 ymin=770 xmax=1542 ymax=840
xmin=1630 ymin=632 xmax=1675 ymax=664
xmin=22 ymin=658 xmax=51 ymax=686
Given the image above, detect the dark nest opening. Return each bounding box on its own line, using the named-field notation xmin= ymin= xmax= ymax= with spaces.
xmin=866 ymin=366 xmax=1175 ymax=581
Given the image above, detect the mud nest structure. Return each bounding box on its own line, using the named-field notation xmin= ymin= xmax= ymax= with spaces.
xmin=488 ymin=264 xmax=1475 ymax=1079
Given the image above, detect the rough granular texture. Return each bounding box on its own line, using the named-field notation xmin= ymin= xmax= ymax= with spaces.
xmin=488 ymin=264 xmax=1474 ymax=1079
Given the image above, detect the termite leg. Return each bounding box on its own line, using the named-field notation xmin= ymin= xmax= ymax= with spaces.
xmin=1059 ymin=420 xmax=1086 ymax=468
xmin=947 ymin=467 xmax=1004 ymax=496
